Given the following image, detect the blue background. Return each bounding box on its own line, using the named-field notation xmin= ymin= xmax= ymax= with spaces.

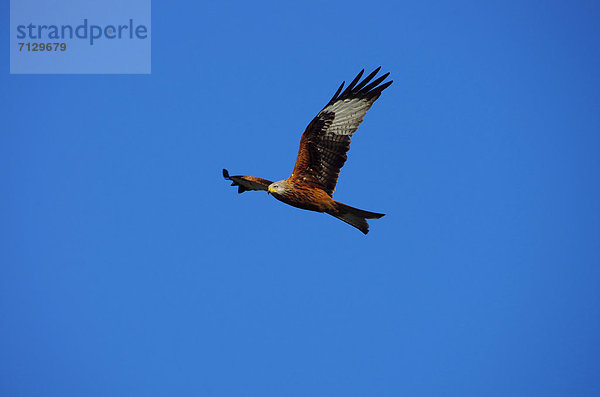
xmin=2 ymin=1 xmax=600 ymax=396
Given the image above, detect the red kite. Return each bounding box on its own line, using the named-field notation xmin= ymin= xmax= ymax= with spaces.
xmin=224 ymin=68 xmax=391 ymax=234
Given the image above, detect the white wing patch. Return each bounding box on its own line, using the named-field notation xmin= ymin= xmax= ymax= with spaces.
xmin=321 ymin=98 xmax=375 ymax=137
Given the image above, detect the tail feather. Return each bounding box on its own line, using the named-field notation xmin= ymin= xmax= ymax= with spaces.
xmin=328 ymin=201 xmax=385 ymax=234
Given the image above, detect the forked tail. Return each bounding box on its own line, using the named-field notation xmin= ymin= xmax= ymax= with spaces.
xmin=328 ymin=201 xmax=385 ymax=234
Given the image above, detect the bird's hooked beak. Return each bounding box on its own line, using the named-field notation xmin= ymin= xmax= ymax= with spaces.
xmin=267 ymin=186 xmax=273 ymax=195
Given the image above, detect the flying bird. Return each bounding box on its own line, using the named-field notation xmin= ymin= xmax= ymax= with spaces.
xmin=223 ymin=67 xmax=392 ymax=234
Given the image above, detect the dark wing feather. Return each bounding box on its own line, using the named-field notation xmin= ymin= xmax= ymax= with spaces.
xmin=223 ymin=169 xmax=272 ymax=193
xmin=290 ymin=68 xmax=392 ymax=196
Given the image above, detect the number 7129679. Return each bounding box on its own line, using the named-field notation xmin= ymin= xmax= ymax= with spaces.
xmin=18 ymin=43 xmax=67 ymax=51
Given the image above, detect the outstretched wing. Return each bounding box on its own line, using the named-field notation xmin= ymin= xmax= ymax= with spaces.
xmin=223 ymin=169 xmax=272 ymax=194
xmin=291 ymin=67 xmax=392 ymax=196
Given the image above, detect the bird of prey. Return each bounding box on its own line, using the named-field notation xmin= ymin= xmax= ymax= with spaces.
xmin=223 ymin=67 xmax=392 ymax=234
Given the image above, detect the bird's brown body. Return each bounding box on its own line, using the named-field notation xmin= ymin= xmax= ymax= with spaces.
xmin=223 ymin=68 xmax=391 ymax=234
xmin=270 ymin=179 xmax=335 ymax=213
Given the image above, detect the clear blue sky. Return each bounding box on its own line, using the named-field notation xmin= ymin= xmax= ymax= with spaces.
xmin=2 ymin=1 xmax=600 ymax=396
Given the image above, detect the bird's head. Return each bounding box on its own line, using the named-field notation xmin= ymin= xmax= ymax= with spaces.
xmin=268 ymin=180 xmax=288 ymax=195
